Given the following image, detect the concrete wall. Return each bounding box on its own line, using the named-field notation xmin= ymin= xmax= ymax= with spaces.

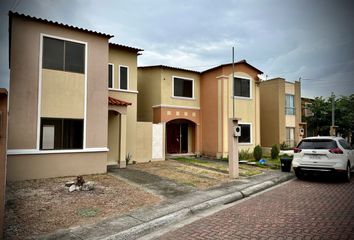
xmin=135 ymin=122 xmax=153 ymax=162
xmin=0 ymin=89 xmax=8 ymax=238
xmin=7 ymin=14 xmax=109 ymax=180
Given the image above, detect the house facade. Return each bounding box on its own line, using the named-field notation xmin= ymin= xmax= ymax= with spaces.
xmin=138 ymin=66 xmax=201 ymax=155
xmin=6 ymin=11 xmax=150 ymax=181
xmin=138 ymin=61 xmax=263 ymax=158
xmin=259 ymin=78 xmax=303 ymax=148
xmin=200 ymin=61 xmax=262 ymax=158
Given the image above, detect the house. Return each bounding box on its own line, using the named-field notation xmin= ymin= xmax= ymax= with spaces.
xmin=138 ymin=66 xmax=201 ymax=155
xmin=259 ymin=78 xmax=304 ymax=148
xmin=7 ymin=12 xmax=166 ymax=181
xmin=200 ymin=61 xmax=263 ymax=158
xmin=301 ymin=97 xmax=314 ymax=137
xmin=138 ymin=60 xmax=263 ymax=158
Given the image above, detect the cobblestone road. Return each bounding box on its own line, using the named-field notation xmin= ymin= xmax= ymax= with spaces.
xmin=158 ymin=178 xmax=354 ymax=239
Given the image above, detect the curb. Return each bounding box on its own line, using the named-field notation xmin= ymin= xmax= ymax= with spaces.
xmin=100 ymin=173 xmax=294 ymax=240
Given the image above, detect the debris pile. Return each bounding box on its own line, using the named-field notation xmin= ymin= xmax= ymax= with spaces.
xmin=65 ymin=176 xmax=95 ymax=192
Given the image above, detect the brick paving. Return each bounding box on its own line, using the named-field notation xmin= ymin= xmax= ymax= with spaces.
xmin=158 ymin=178 xmax=354 ymax=240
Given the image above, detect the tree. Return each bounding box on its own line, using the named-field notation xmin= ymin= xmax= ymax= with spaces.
xmin=335 ymin=94 xmax=354 ymax=138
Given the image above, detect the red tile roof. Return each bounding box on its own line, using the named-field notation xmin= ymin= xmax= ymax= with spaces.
xmin=108 ymin=97 xmax=132 ymax=106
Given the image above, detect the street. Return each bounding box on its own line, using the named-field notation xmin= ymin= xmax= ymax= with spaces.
xmin=157 ymin=178 xmax=354 ymax=240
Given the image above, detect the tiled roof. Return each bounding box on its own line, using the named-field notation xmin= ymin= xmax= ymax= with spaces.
xmin=201 ymin=60 xmax=263 ymax=74
xmin=9 ymin=11 xmax=113 ymax=38
xmin=108 ymin=97 xmax=132 ymax=106
xmin=109 ymin=43 xmax=143 ymax=52
xmin=138 ymin=65 xmax=200 ymax=74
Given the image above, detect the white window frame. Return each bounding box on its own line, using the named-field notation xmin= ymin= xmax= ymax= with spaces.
xmin=285 ymin=94 xmax=295 ymax=115
xmin=172 ymin=76 xmax=195 ymax=100
xmin=37 ymin=33 xmax=88 ymax=150
xmin=119 ymin=65 xmax=129 ymax=90
xmin=233 ymin=75 xmax=252 ymax=100
xmin=108 ymin=63 xmax=114 ymax=89
xmin=238 ymin=122 xmax=252 ymax=145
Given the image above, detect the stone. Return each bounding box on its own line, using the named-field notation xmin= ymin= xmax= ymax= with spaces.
xmin=65 ymin=181 xmax=75 ymax=187
xmin=68 ymin=185 xmax=76 ymax=192
xmin=82 ymin=181 xmax=95 ymax=191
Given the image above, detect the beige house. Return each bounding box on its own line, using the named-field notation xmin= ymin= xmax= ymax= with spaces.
xmin=6 ymin=12 xmax=152 ymax=181
xmin=138 ymin=66 xmax=201 ymax=155
xmin=138 ymin=61 xmax=263 ymax=158
xmin=259 ymin=78 xmax=303 ymax=148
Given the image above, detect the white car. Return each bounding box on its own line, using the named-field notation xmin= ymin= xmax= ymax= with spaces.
xmin=292 ymin=136 xmax=354 ymax=182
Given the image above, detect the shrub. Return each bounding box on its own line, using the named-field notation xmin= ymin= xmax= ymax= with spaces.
xmin=253 ymin=145 xmax=263 ymax=161
xmin=125 ymin=153 xmax=132 ymax=165
xmin=239 ymin=149 xmax=253 ymax=160
xmin=271 ymin=144 xmax=280 ymax=159
xmin=280 ymin=142 xmax=288 ymax=150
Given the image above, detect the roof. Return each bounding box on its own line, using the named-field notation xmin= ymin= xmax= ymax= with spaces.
xmin=109 ymin=43 xmax=143 ymax=53
xmin=201 ymin=60 xmax=263 ymax=74
xmin=108 ymin=97 xmax=132 ymax=106
xmin=9 ymin=11 xmax=113 ymax=38
xmin=139 ymin=65 xmax=200 ymax=74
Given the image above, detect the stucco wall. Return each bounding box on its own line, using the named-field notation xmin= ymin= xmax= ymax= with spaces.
xmin=135 ymin=122 xmax=153 ymax=162
xmin=137 ymin=68 xmax=162 ymax=122
xmin=7 ymin=152 xmax=107 ymax=181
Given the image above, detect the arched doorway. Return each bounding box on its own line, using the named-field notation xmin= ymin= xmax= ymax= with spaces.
xmin=166 ymin=119 xmax=196 ymax=154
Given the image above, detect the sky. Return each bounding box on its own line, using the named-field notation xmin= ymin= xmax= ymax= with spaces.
xmin=0 ymin=0 xmax=353 ymax=98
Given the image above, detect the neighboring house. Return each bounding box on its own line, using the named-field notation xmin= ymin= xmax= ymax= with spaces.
xmin=138 ymin=60 xmax=263 ymax=158
xmin=260 ymin=78 xmax=303 ymax=148
xmin=138 ymin=66 xmax=201 ymax=155
xmin=200 ymin=61 xmax=263 ymax=158
xmin=7 ymin=12 xmax=162 ymax=181
xmin=301 ymin=97 xmax=314 ymax=137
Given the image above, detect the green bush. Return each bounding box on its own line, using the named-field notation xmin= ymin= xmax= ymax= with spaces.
xmin=239 ymin=149 xmax=253 ymax=160
xmin=271 ymin=144 xmax=280 ymax=159
xmin=280 ymin=142 xmax=288 ymax=150
xmin=253 ymin=145 xmax=263 ymax=161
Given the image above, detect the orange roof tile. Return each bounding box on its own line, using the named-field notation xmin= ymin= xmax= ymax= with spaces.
xmin=108 ymin=97 xmax=132 ymax=106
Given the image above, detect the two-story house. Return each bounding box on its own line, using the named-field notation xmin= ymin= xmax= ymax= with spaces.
xmin=259 ymin=78 xmax=303 ymax=148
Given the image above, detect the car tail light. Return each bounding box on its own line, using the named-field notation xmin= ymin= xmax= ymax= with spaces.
xmin=294 ymin=148 xmax=302 ymax=153
xmin=329 ymin=148 xmax=343 ymax=154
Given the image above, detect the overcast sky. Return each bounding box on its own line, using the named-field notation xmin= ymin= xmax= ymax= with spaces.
xmin=1 ymin=0 xmax=353 ymax=98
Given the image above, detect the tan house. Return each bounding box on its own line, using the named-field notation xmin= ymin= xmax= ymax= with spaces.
xmin=7 ymin=12 xmax=162 ymax=181
xmin=138 ymin=60 xmax=263 ymax=158
xmin=259 ymin=78 xmax=303 ymax=148
xmin=200 ymin=61 xmax=263 ymax=158
xmin=138 ymin=66 xmax=201 ymax=155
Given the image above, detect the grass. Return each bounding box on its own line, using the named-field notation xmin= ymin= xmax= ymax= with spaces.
xmin=76 ymin=208 xmax=100 ymax=218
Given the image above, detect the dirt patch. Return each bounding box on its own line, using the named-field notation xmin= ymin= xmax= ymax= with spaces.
xmin=5 ymin=174 xmax=161 ymax=240
xmin=128 ymin=160 xmax=232 ymax=189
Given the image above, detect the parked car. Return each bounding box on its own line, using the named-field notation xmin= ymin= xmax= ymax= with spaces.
xmin=292 ymin=136 xmax=354 ymax=182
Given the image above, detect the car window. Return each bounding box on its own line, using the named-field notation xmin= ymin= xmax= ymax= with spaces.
xmin=339 ymin=140 xmax=351 ymax=150
xmin=297 ymin=139 xmax=337 ymax=149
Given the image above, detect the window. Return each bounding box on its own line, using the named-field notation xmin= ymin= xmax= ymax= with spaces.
xmin=234 ymin=77 xmax=250 ymax=98
xmin=108 ymin=64 xmax=114 ymax=88
xmin=42 ymin=36 xmax=85 ymax=74
xmin=339 ymin=140 xmax=351 ymax=150
xmin=297 ymin=139 xmax=337 ymax=149
xmin=40 ymin=118 xmax=83 ymax=150
xmin=119 ymin=66 xmax=128 ymax=90
xmin=285 ymin=94 xmax=295 ymax=115
xmin=286 ymin=127 xmax=295 ymax=148
xmin=173 ymin=77 xmax=193 ymax=98
xmin=239 ymin=124 xmax=251 ymax=143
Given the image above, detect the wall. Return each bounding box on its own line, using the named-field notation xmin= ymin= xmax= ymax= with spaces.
xmin=260 ymin=78 xmax=285 ymax=147
xmin=0 ymin=89 xmax=8 ymax=238
xmin=135 ymin=122 xmax=153 ymax=162
xmin=137 ymin=68 xmax=162 ymax=122
xmin=8 ymin=15 xmax=109 ymax=180
xmin=294 ymin=81 xmax=302 ymax=144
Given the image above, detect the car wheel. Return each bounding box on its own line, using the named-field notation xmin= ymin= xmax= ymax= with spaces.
xmin=295 ymin=169 xmax=304 ymax=180
xmin=343 ymin=163 xmax=351 ymax=182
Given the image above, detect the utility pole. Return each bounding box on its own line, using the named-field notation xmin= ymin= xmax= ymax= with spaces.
xmin=232 ymin=47 xmax=235 ymax=118
xmin=330 ymin=92 xmax=336 ymax=136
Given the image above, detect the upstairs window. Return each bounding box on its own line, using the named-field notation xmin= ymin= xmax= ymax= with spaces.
xmin=234 ymin=77 xmax=251 ymax=98
xmin=173 ymin=77 xmax=193 ymax=98
xmin=285 ymin=94 xmax=295 ymax=115
xmin=42 ymin=36 xmax=85 ymax=74
xmin=119 ymin=66 xmax=128 ymax=90
xmin=108 ymin=64 xmax=114 ymax=88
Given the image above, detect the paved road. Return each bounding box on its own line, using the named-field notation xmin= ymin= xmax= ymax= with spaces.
xmin=158 ymin=178 xmax=354 ymax=240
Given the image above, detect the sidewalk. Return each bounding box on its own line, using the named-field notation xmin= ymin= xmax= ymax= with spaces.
xmin=39 ymin=170 xmax=294 ymax=240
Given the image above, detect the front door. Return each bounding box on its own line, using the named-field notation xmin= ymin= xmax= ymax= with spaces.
xmin=166 ymin=121 xmax=189 ymax=154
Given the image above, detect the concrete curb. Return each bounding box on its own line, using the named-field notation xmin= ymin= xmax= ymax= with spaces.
xmin=99 ymin=173 xmax=294 ymax=240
